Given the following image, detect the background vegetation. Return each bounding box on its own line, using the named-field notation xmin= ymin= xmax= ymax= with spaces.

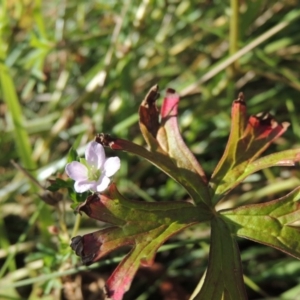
xmin=1 ymin=0 xmax=300 ymax=299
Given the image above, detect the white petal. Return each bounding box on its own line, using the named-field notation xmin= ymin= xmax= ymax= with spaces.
xmin=74 ymin=180 xmax=95 ymax=193
xmin=85 ymin=141 xmax=105 ymax=169
xmin=103 ymin=157 xmax=121 ymax=177
xmin=95 ymin=175 xmax=110 ymax=192
xmin=65 ymin=162 xmax=88 ymax=181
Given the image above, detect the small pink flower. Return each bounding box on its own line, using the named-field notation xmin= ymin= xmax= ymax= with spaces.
xmin=65 ymin=141 xmax=120 ymax=193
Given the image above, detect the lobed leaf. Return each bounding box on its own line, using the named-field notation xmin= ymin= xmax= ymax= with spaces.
xmin=193 ymin=217 xmax=247 ymax=300
xmin=95 ymin=133 xmax=211 ymax=207
xmin=96 ymin=86 xmax=210 ymax=205
xmin=221 ymin=186 xmax=300 ymax=259
xmin=46 ymin=178 xmax=70 ymax=191
xmin=210 ymin=93 xmax=290 ymax=204
xmin=237 ymin=148 xmax=300 ymax=182
xmin=71 ymin=184 xmax=213 ymax=300
xmin=158 ymin=89 xmax=209 ymax=201
xmin=138 ymin=84 xmax=161 ymax=149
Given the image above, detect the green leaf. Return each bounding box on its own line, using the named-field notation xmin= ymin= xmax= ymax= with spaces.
xmin=47 ymin=178 xmax=71 ymax=191
xmin=221 ymin=186 xmax=300 ymax=259
xmin=67 ymin=148 xmax=79 ymax=163
xmin=95 ymin=133 xmax=211 ymax=209
xmin=243 ymin=148 xmax=300 ymax=175
xmin=0 ymin=57 xmax=36 ymax=172
xmin=68 ymin=188 xmax=90 ymax=206
xmin=194 ymin=217 xmax=247 ymax=300
xmin=71 ymin=184 xmax=213 ymax=300
xmin=96 ymin=87 xmax=211 ymax=206
xmin=210 ymin=93 xmax=290 ymax=204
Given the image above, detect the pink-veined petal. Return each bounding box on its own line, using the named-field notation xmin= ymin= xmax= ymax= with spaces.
xmin=74 ymin=180 xmax=96 ymax=193
xmin=85 ymin=141 xmax=106 ymax=169
xmin=95 ymin=175 xmax=110 ymax=192
xmin=65 ymin=162 xmax=88 ymax=181
xmin=103 ymin=157 xmax=121 ymax=177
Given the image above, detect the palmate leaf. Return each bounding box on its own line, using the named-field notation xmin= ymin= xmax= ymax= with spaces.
xmin=71 ymin=184 xmax=212 ymax=300
xmin=210 ymin=93 xmax=292 ymax=204
xmin=69 ymin=87 xmax=300 ymax=300
xmin=221 ymin=186 xmax=300 ymax=259
xmin=158 ymin=88 xmax=210 ymax=204
xmin=138 ymin=85 xmax=210 ymax=205
xmin=196 ymin=183 xmax=300 ymax=300
xmin=138 ymin=86 xmax=207 ymax=182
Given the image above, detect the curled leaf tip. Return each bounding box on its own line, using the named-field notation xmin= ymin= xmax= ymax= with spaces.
xmin=70 ymin=236 xmax=83 ymax=256
xmin=166 ymin=87 xmax=176 ymax=94
xmin=75 ymin=193 xmax=98 ymax=215
xmin=139 ymin=85 xmax=160 ymax=137
xmin=95 ymin=133 xmax=124 ymax=150
xmin=253 ymin=112 xmax=276 ymax=130
xmin=254 ymin=112 xmax=282 ymax=128
xmin=233 ymin=92 xmax=246 ymax=107
xmin=95 ymin=133 xmax=113 ymax=147
xmin=238 ymin=92 xmax=244 ymax=101
xmin=161 ymin=89 xmax=180 ymax=118
xmin=142 ymin=84 xmax=160 ymax=106
xmin=249 ymin=112 xmax=290 ymax=135
xmin=70 ymin=235 xmax=100 ymax=265
xmin=104 ymin=285 xmax=114 ymax=299
xmin=283 ymin=122 xmax=290 ymax=129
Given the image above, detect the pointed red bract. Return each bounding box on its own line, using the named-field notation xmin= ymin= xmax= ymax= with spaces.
xmin=71 ymin=184 xmax=212 ymax=299
xmin=139 ymin=84 xmax=160 ymax=141
xmin=160 ymin=88 xmax=178 ymax=117
xmin=210 ymin=93 xmax=290 ymax=204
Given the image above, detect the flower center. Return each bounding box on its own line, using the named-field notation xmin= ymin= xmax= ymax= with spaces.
xmin=88 ymin=165 xmax=101 ymax=181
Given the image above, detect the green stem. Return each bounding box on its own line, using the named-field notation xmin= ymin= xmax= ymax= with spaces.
xmin=71 ymin=214 xmax=81 ymax=238
xmin=227 ymin=0 xmax=239 ymax=101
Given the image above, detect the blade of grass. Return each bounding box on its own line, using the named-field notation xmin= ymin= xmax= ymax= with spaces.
xmin=0 ymin=63 xmax=37 ymax=171
xmin=180 ymin=8 xmax=300 ymax=96
xmin=0 ymin=217 xmax=16 ymax=273
xmin=0 ymin=201 xmax=45 ymax=278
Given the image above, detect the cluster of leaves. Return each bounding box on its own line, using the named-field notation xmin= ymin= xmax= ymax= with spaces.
xmin=2 ymin=1 xmax=300 ymax=299
xmin=61 ymin=86 xmax=300 ymax=300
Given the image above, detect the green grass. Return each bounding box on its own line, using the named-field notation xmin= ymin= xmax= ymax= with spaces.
xmin=1 ymin=0 xmax=300 ymax=299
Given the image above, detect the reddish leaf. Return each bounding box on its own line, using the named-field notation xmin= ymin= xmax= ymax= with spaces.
xmin=139 ymin=84 xmax=160 ymax=149
xmin=221 ymin=186 xmax=300 ymax=259
xmin=96 ymin=87 xmax=210 ymax=205
xmin=159 ymin=89 xmax=208 ymax=186
xmin=95 ymin=131 xmax=211 ymax=207
xmin=69 ymin=88 xmax=300 ymax=300
xmin=210 ymin=93 xmax=290 ymax=204
xmin=71 ymin=184 xmax=212 ymax=300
